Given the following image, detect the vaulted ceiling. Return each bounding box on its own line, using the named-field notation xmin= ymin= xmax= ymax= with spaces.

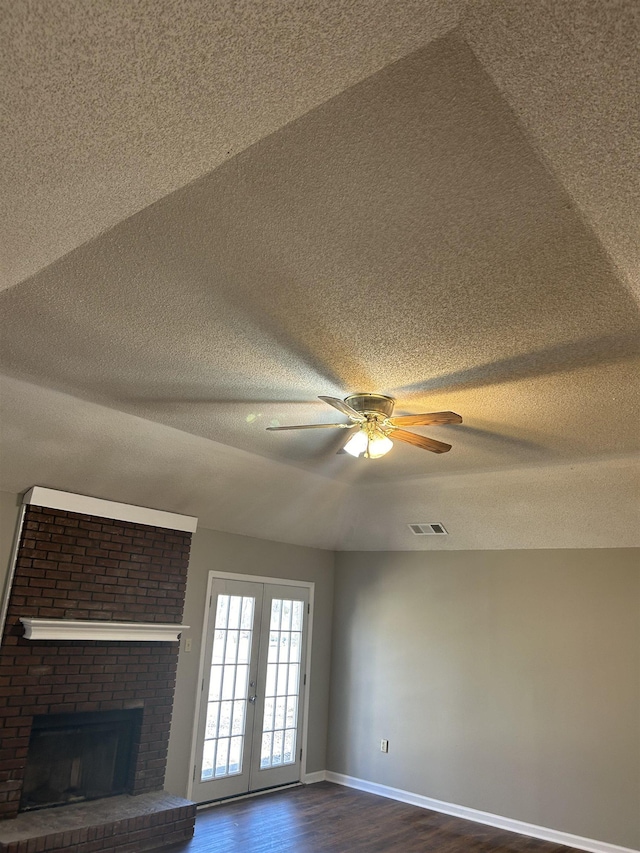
xmin=1 ymin=0 xmax=638 ymax=550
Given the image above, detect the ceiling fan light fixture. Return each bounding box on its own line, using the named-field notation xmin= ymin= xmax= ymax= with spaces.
xmin=344 ymin=424 xmax=393 ymax=459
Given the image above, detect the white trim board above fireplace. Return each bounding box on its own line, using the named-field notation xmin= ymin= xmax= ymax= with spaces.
xmin=20 ymin=618 xmax=189 ymax=642
xmin=23 ymin=487 xmax=198 ymax=533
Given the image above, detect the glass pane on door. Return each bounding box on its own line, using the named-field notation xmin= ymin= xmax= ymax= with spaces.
xmin=260 ymin=598 xmax=304 ymax=769
xmin=201 ymin=594 xmax=254 ymax=781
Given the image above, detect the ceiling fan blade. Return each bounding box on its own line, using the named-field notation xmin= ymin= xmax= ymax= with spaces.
xmin=388 ymin=427 xmax=452 ymax=453
xmin=387 ymin=411 xmax=463 ymax=427
xmin=318 ymin=395 xmax=363 ymax=420
xmin=266 ymin=422 xmax=356 ymax=431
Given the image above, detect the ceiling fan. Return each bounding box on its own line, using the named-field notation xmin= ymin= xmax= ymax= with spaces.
xmin=266 ymin=393 xmax=462 ymax=458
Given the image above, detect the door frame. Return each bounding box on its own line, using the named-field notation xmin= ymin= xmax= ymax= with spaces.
xmin=187 ymin=571 xmax=315 ymax=802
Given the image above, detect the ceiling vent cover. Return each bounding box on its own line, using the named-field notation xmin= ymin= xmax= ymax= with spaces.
xmin=408 ymin=523 xmax=448 ymax=536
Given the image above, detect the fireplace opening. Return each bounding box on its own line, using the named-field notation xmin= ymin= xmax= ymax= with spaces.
xmin=19 ymin=708 xmax=143 ymax=812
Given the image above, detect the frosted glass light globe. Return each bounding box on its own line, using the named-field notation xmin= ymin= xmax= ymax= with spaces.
xmin=367 ymin=433 xmax=393 ymax=458
xmin=344 ymin=430 xmax=369 ymax=457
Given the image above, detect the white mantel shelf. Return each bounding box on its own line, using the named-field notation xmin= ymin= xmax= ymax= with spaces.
xmin=23 ymin=486 xmax=198 ymax=533
xmin=20 ymin=618 xmax=189 ymax=642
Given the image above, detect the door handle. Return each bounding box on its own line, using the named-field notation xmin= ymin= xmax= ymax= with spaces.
xmin=248 ymin=695 xmax=257 ymax=704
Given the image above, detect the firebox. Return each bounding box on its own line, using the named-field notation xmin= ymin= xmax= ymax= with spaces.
xmin=19 ymin=708 xmax=143 ymax=813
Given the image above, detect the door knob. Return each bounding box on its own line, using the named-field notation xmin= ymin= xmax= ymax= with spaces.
xmin=248 ymin=694 xmax=257 ymax=704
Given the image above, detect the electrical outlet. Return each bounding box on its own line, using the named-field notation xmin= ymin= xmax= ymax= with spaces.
xmin=184 ymin=637 xmax=192 ymax=652
xmin=380 ymin=739 xmax=389 ymax=753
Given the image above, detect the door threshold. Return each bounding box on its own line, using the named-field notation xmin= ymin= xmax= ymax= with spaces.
xmin=196 ymin=782 xmax=303 ymax=811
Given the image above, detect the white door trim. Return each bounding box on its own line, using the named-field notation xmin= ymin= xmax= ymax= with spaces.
xmin=187 ymin=571 xmax=315 ymax=801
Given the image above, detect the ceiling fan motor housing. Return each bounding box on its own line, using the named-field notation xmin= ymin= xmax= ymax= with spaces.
xmin=345 ymin=393 xmax=395 ymax=420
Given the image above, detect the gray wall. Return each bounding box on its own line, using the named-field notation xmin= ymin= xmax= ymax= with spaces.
xmin=328 ymin=549 xmax=640 ymax=849
xmin=164 ymin=525 xmax=334 ymax=796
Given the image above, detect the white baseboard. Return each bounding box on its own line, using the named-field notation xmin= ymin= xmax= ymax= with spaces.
xmin=303 ymin=770 xmax=327 ymax=784
xmin=324 ymin=772 xmax=638 ymax=853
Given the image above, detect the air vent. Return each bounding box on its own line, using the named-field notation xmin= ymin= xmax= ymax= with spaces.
xmin=408 ymin=523 xmax=448 ymax=536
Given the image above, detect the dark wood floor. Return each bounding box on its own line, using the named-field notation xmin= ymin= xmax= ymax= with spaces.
xmin=154 ymin=782 xmax=579 ymax=853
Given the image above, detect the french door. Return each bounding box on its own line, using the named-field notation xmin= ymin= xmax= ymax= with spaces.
xmin=191 ymin=577 xmax=310 ymax=803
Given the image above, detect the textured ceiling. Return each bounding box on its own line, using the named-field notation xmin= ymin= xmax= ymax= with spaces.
xmin=464 ymin=0 xmax=640 ymax=302
xmin=1 ymin=0 xmax=638 ymax=550
xmin=0 ymin=0 xmax=463 ymax=289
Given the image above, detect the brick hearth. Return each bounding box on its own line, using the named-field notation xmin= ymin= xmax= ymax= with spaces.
xmin=0 ymin=495 xmax=196 ymax=851
xmin=0 ymin=791 xmax=195 ymax=853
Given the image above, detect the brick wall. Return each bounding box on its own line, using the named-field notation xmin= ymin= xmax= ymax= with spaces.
xmin=0 ymin=505 xmax=192 ymax=821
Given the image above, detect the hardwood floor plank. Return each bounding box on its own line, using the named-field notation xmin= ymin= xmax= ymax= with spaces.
xmin=153 ymin=782 xmax=581 ymax=853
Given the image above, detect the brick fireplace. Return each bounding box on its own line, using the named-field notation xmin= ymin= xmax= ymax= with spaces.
xmin=0 ymin=488 xmax=198 ymax=853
